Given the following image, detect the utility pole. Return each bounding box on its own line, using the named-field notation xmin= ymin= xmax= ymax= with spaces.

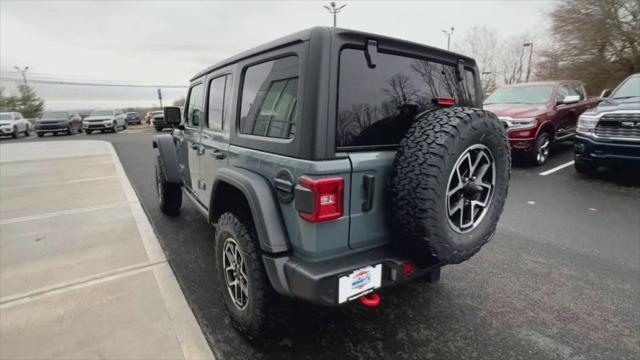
xmin=324 ymin=2 xmax=346 ymax=27
xmin=157 ymin=88 xmax=163 ymax=109
xmin=442 ymin=27 xmax=454 ymax=50
xmin=13 ymin=66 xmax=29 ymax=88
xmin=523 ymin=42 xmax=534 ymax=82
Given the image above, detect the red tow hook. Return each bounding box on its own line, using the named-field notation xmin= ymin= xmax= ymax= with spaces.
xmin=358 ymin=292 xmax=381 ymax=307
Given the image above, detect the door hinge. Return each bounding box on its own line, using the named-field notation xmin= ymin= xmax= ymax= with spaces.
xmin=197 ymin=179 xmax=207 ymax=191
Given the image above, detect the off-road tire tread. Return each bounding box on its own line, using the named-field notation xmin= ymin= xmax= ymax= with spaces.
xmin=390 ymin=107 xmax=511 ymax=264
xmin=155 ymin=155 xmax=182 ymax=216
xmin=215 ymin=212 xmax=280 ymax=339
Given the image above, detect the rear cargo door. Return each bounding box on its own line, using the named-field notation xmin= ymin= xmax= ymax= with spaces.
xmin=337 ymin=47 xmax=478 ymax=249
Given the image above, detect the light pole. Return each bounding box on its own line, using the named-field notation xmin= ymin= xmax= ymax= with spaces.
xmin=442 ymin=27 xmax=454 ymax=50
xmin=523 ymin=42 xmax=534 ymax=82
xmin=324 ymin=2 xmax=346 ymax=27
xmin=13 ymin=66 xmax=29 ymax=88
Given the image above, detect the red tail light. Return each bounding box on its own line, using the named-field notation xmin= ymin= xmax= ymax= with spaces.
xmin=298 ymin=176 xmax=344 ymax=222
xmin=436 ymin=97 xmax=456 ymax=106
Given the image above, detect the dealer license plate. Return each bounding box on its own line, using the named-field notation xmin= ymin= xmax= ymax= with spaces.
xmin=338 ymin=264 xmax=382 ymax=304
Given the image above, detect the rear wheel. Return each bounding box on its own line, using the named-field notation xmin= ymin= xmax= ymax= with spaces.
xmin=37 ymin=133 xmax=44 ymax=138
xmin=155 ymin=156 xmax=182 ymax=216
xmin=215 ymin=212 xmax=279 ymax=339
xmin=390 ymin=108 xmax=511 ymax=265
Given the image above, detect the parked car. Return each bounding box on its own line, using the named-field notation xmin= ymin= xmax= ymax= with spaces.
xmin=36 ymin=111 xmax=82 ymax=136
xmin=125 ymin=112 xmax=142 ymax=125
xmin=153 ymin=27 xmax=511 ymax=337
xmin=484 ymin=81 xmax=599 ymax=165
xmin=82 ymin=109 xmax=127 ymax=134
xmin=150 ymin=110 xmax=169 ymax=131
xmin=575 ymin=73 xmax=640 ymax=175
xmin=0 ymin=112 xmax=31 ymax=138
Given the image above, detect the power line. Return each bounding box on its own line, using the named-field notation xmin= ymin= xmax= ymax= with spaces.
xmin=0 ymin=77 xmax=188 ymax=88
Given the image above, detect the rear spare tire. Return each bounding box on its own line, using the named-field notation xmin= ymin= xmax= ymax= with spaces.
xmin=390 ymin=107 xmax=510 ymax=265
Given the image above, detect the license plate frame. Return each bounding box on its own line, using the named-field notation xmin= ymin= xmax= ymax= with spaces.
xmin=337 ymin=264 xmax=382 ymax=304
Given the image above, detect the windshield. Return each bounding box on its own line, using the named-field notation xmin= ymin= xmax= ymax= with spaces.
xmin=90 ymin=109 xmax=114 ymax=116
xmin=484 ymin=85 xmax=553 ymax=105
xmin=42 ymin=111 xmax=69 ymax=119
xmin=0 ymin=113 xmax=11 ymax=120
xmin=611 ymin=76 xmax=640 ymax=99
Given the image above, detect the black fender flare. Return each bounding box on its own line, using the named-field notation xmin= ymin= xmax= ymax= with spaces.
xmin=152 ymin=134 xmax=181 ymax=183
xmin=211 ymin=167 xmax=290 ymax=254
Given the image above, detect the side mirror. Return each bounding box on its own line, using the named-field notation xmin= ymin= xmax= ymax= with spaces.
xmin=562 ymin=95 xmax=581 ymax=105
xmin=599 ymin=89 xmax=611 ymax=98
xmin=164 ymin=106 xmax=182 ymax=126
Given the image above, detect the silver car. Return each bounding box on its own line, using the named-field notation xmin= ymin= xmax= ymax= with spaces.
xmin=82 ymin=109 xmax=127 ymax=134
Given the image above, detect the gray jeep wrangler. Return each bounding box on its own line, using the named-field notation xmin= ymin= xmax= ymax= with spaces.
xmin=153 ymin=27 xmax=510 ymax=337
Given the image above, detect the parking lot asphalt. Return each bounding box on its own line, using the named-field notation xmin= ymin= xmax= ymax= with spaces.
xmin=5 ymin=131 xmax=639 ymax=360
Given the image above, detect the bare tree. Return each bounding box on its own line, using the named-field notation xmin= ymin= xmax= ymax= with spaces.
xmin=536 ymin=0 xmax=640 ymax=93
xmin=500 ymin=32 xmax=536 ymax=85
xmin=457 ymin=26 xmax=500 ymax=94
xmin=382 ymin=73 xmax=419 ymax=108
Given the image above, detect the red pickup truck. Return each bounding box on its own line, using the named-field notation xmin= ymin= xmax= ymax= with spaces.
xmin=484 ymin=81 xmax=599 ymax=165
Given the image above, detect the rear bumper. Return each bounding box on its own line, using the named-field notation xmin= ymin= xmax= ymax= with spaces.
xmin=262 ymin=247 xmax=440 ymax=306
xmin=574 ymin=134 xmax=640 ymax=165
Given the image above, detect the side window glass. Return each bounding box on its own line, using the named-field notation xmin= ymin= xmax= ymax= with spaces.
xmin=186 ymin=83 xmax=204 ymax=127
xmin=570 ymin=84 xmax=585 ymax=100
xmin=557 ymin=85 xmax=570 ymax=104
xmin=207 ymin=76 xmax=226 ymax=131
xmin=239 ymin=56 xmax=299 ymax=139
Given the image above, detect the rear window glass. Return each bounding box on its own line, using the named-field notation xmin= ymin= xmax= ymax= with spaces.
xmin=337 ymin=49 xmax=477 ymax=148
xmin=239 ymin=56 xmax=299 ymax=139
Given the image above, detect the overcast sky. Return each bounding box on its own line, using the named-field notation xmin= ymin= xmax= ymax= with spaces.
xmin=0 ymin=0 xmax=555 ymax=110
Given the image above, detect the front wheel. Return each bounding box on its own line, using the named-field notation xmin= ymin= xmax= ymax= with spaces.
xmin=12 ymin=127 xmax=18 ymax=138
xmin=215 ymin=212 xmax=279 ymax=339
xmin=155 ymin=156 xmax=182 ymax=216
xmin=529 ymin=132 xmax=551 ymax=166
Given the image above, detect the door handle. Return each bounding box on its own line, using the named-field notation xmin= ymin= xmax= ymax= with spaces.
xmin=362 ymin=174 xmax=375 ymax=211
xmin=211 ymin=150 xmax=226 ymax=160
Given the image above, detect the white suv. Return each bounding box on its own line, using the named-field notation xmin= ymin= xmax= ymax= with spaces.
xmin=82 ymin=109 xmax=127 ymax=134
xmin=0 ymin=112 xmax=31 ymax=138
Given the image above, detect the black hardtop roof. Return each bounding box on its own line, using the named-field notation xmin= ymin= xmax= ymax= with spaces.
xmin=190 ymin=26 xmax=475 ymax=81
